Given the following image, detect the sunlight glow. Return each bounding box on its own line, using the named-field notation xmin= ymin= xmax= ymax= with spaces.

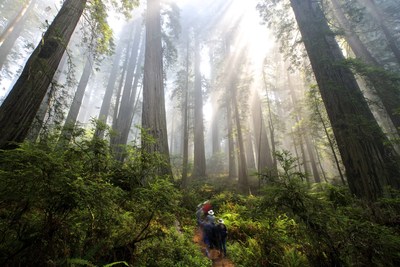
xmin=203 ymin=100 xmax=213 ymax=124
xmin=229 ymin=0 xmax=274 ymax=67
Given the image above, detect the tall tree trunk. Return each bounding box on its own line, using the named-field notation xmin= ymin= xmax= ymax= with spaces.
xmin=288 ymin=72 xmax=311 ymax=182
xmin=330 ymin=0 xmax=379 ymax=66
xmin=142 ymin=0 xmax=172 ymax=176
xmin=311 ymin=90 xmax=346 ymax=185
xmin=0 ymin=0 xmax=37 ymax=71
xmin=94 ymin=33 xmax=125 ymax=138
xmin=291 ymin=128 xmax=302 ymax=173
xmin=211 ymin=106 xmax=220 ymax=155
xmin=305 ymin=134 xmax=321 ymax=183
xmin=231 ymin=80 xmax=249 ymax=193
xmin=251 ymin=93 xmax=274 ymax=173
xmin=297 ymin=126 xmax=310 ymax=180
xmin=0 ymin=0 xmax=87 ymax=149
xmin=227 ymin=99 xmax=236 ymax=180
xmin=181 ymin=40 xmax=190 ymax=188
xmin=59 ymin=55 xmax=93 ymax=143
xmin=314 ymin=145 xmax=328 ymax=183
xmin=119 ymin=39 xmax=145 ymax=148
xmin=27 ymin=52 xmax=68 ymax=141
xmin=289 ymin=0 xmax=400 ymax=200
xmin=331 ymin=0 xmax=400 ymax=131
xmin=192 ymin=37 xmax=206 ymax=178
xmin=209 ymin=46 xmax=220 ymax=156
xmin=263 ymin=58 xmax=278 ymax=169
xmin=290 ymin=72 xmax=320 ymax=182
xmin=113 ymin=21 xmax=142 ymax=159
xmin=0 ymin=0 xmax=31 ymax=43
xmin=359 ymin=0 xmax=400 ymax=65
xmin=112 ymin=28 xmax=134 ymax=136
xmin=245 ymin=129 xmax=256 ymax=170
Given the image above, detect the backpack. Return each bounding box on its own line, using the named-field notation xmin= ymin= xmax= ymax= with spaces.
xmin=217 ymin=224 xmax=227 ymax=238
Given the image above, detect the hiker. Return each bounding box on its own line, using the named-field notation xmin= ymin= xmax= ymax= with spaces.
xmin=216 ymin=219 xmax=228 ymax=257
xmin=206 ymin=209 xmax=215 ymax=224
xmin=202 ymin=200 xmax=212 ymax=216
xmin=201 ymin=217 xmax=214 ymax=257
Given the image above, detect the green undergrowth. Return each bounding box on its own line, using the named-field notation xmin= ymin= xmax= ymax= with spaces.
xmin=0 ymin=126 xmax=210 ymax=266
xmin=1 ymin=125 xmax=399 ymax=266
xmin=197 ymin=152 xmax=400 ymax=267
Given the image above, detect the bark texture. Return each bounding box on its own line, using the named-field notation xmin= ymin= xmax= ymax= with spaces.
xmin=142 ymin=0 xmax=171 ymax=176
xmin=289 ymin=0 xmax=400 ymax=200
xmin=0 ymin=0 xmax=87 ymax=149
xmin=331 ymin=0 xmax=400 ymax=131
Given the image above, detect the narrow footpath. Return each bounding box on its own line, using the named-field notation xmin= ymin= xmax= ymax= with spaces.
xmin=193 ymin=228 xmax=235 ymax=267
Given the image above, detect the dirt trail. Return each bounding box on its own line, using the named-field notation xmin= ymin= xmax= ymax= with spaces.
xmin=193 ymin=228 xmax=235 ymax=267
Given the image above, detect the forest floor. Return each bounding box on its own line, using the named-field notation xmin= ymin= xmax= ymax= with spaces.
xmin=193 ymin=228 xmax=235 ymax=267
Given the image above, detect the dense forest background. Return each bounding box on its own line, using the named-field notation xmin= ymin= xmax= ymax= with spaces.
xmin=0 ymin=0 xmax=399 ymax=266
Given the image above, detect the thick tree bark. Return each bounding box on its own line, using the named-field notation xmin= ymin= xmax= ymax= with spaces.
xmin=330 ymin=0 xmax=379 ymax=66
xmin=0 ymin=0 xmax=36 ymax=71
xmin=289 ymin=0 xmax=400 ymax=200
xmin=331 ymin=0 xmax=400 ymax=131
xmin=142 ymin=0 xmax=172 ymax=176
xmin=27 ymin=52 xmax=68 ymax=141
xmin=192 ymin=37 xmax=206 ymax=178
xmin=0 ymin=0 xmax=87 ymax=149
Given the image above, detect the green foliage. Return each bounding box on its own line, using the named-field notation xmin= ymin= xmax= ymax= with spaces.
xmin=257 ymin=0 xmax=307 ymax=68
xmin=134 ymin=229 xmax=211 ymax=267
xmin=67 ymin=258 xmax=128 ymax=267
xmin=81 ymin=0 xmax=139 ymax=64
xmin=1 ymin=127 xmax=399 ymax=266
xmin=209 ymin=151 xmax=400 ymax=267
xmin=342 ymin=58 xmax=400 ymax=83
xmin=109 ymin=0 xmax=139 ymax=19
xmin=207 ymin=152 xmax=227 ymax=175
xmin=0 ymin=125 xmax=183 ymax=266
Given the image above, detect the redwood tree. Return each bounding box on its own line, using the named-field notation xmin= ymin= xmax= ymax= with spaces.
xmin=285 ymin=0 xmax=400 ymax=199
xmin=142 ymin=0 xmax=172 ymax=176
xmin=0 ymin=0 xmax=87 ymax=149
xmin=192 ymin=36 xmax=206 ymax=178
